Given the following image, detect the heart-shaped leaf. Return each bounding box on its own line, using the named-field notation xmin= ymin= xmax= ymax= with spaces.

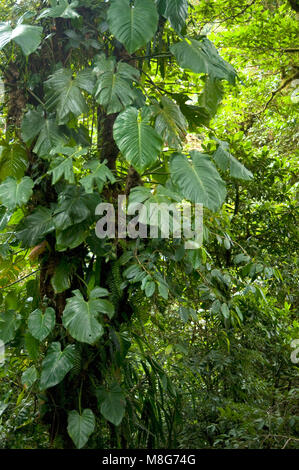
xmin=67 ymin=408 xmax=95 ymax=449
xmin=0 ymin=310 xmax=20 ymax=343
xmin=171 ymin=37 xmax=236 ymax=84
xmin=170 ymin=151 xmax=226 ymax=211
xmin=107 ymin=0 xmax=158 ymax=54
xmin=113 ymin=107 xmax=163 ymax=172
xmin=16 ymin=206 xmax=55 ymax=247
xmin=40 ymin=342 xmax=76 ymax=390
xmin=212 ymin=139 xmax=253 ymax=180
xmin=62 ymin=289 xmax=114 ymax=344
xmin=0 ymin=22 xmax=42 ymax=56
xmin=21 ymin=366 xmax=38 ymax=388
xmin=98 ymin=384 xmax=126 ymax=426
xmin=0 ymin=177 xmax=34 ymax=210
xmin=28 ymin=307 xmax=56 ymax=341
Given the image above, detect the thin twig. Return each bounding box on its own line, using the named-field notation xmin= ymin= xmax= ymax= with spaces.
xmin=0 ymin=269 xmax=40 ymax=290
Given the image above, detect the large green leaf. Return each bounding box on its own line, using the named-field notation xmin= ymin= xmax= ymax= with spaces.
xmin=171 ymin=37 xmax=236 ymax=84
xmin=48 ymin=145 xmax=88 ymax=184
xmin=67 ymin=409 xmax=95 ymax=449
xmin=53 ymin=186 xmax=98 ymax=231
xmin=0 ymin=177 xmax=34 ymax=210
xmin=40 ymin=342 xmax=76 ymax=390
xmin=98 ymin=384 xmax=126 ymax=426
xmin=21 ymin=108 xmax=44 ymax=142
xmin=45 ymin=68 xmax=94 ymax=124
xmin=62 ymin=289 xmax=114 ymax=344
xmin=0 ymin=310 xmax=20 ymax=343
xmin=197 ymin=77 xmax=224 ymax=123
xmin=170 ymin=151 xmax=227 ymax=211
xmin=51 ymin=259 xmax=74 ymax=294
xmin=56 ymin=221 xmax=90 ymax=251
xmin=213 ymin=140 xmax=253 ymax=180
xmin=38 ymin=0 xmax=80 ymax=19
xmin=0 ymin=22 xmax=42 ymax=56
xmin=48 ymin=157 xmax=75 ymax=184
xmin=28 ymin=307 xmax=56 ymax=341
xmin=151 ymin=96 xmax=187 ymax=148
xmin=16 ymin=207 xmax=55 ymax=247
xmin=80 ymin=160 xmax=116 ymax=193
xmin=21 ymin=366 xmax=38 ymax=388
xmin=161 ymin=0 xmax=188 ymax=32
xmin=0 ymin=144 xmax=28 ymax=181
xmin=94 ymin=56 xmax=140 ymax=114
xmin=107 ymin=0 xmax=159 ymax=54
xmin=113 ymin=107 xmax=163 ymax=172
xmin=21 ymin=109 xmax=67 ymax=157
xmin=128 ymin=184 xmax=182 ymax=235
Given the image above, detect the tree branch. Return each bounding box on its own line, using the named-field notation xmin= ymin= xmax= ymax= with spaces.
xmin=261 ymin=71 xmax=299 ymax=113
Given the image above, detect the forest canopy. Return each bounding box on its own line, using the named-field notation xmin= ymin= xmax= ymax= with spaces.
xmin=0 ymin=0 xmax=298 ymax=450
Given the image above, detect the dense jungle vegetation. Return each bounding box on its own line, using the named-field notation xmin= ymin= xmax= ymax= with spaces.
xmin=0 ymin=0 xmax=298 ymax=450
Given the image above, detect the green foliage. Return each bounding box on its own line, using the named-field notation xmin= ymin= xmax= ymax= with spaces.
xmin=0 ymin=144 xmax=28 ymax=181
xmin=67 ymin=409 xmax=95 ymax=449
xmin=38 ymin=0 xmax=80 ymax=19
xmin=98 ymin=384 xmax=126 ymax=426
xmin=94 ymin=55 xmax=140 ymax=114
xmin=40 ymin=342 xmax=76 ymax=390
xmin=160 ymin=0 xmax=189 ymax=33
xmin=170 ymin=37 xmax=236 ymax=83
xmin=21 ymin=110 xmax=67 ymax=157
xmin=151 ymin=96 xmax=188 ymax=148
xmin=45 ymin=68 xmax=94 ymax=124
xmin=21 ymin=366 xmax=38 ymax=388
xmin=0 ymin=310 xmax=20 ymax=343
xmin=107 ymin=0 xmax=159 ymax=54
xmin=16 ymin=207 xmax=55 ymax=247
xmin=170 ymin=151 xmax=226 ymax=210
xmin=213 ymin=140 xmax=253 ymax=180
xmin=0 ymin=22 xmax=42 ymax=56
xmin=0 ymin=177 xmax=34 ymax=210
xmin=113 ymin=107 xmax=163 ymax=171
xmin=28 ymin=307 xmax=55 ymax=341
xmin=0 ymin=0 xmax=297 ymax=451
xmin=62 ymin=289 xmax=114 ymax=344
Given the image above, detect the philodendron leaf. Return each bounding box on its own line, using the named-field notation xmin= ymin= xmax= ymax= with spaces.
xmin=107 ymin=0 xmax=158 ymax=54
xmin=28 ymin=307 xmax=56 ymax=341
xmin=113 ymin=107 xmax=163 ymax=172
xmin=53 ymin=186 xmax=98 ymax=231
xmin=0 ymin=144 xmax=28 ymax=181
xmin=212 ymin=140 xmax=253 ymax=180
xmin=67 ymin=409 xmax=95 ymax=449
xmin=45 ymin=68 xmax=95 ymax=124
xmin=51 ymin=259 xmax=74 ymax=294
xmin=62 ymin=289 xmax=115 ymax=344
xmin=80 ymin=160 xmax=116 ymax=194
xmin=171 ymin=37 xmax=236 ymax=84
xmin=0 ymin=310 xmax=21 ymax=343
xmin=21 ymin=109 xmax=67 ymax=157
xmin=98 ymin=384 xmax=126 ymax=426
xmin=0 ymin=177 xmax=34 ymax=210
xmin=161 ymin=0 xmax=188 ymax=33
xmin=38 ymin=0 xmax=80 ymax=19
xmin=40 ymin=342 xmax=76 ymax=390
xmin=48 ymin=157 xmax=75 ymax=184
xmin=151 ymin=96 xmax=187 ymax=148
xmin=170 ymin=151 xmax=227 ymax=211
xmin=16 ymin=206 xmax=55 ymax=247
xmin=21 ymin=366 xmax=38 ymax=388
xmin=94 ymin=55 xmax=140 ymax=114
xmin=0 ymin=22 xmax=42 ymax=56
